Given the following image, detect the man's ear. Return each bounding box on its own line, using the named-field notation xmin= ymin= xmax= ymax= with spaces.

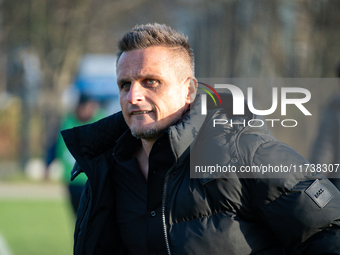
xmin=186 ymin=77 xmax=198 ymax=104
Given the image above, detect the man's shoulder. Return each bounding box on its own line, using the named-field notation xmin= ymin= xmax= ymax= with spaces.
xmin=61 ymin=111 xmax=128 ymax=160
xmin=238 ymin=130 xmax=278 ymax=149
xmin=237 ymin=131 xmax=307 ymax=166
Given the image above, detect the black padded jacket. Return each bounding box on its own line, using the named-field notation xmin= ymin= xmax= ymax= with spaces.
xmin=62 ymin=95 xmax=340 ymax=255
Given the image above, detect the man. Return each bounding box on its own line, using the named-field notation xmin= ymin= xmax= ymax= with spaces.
xmin=62 ymin=23 xmax=340 ymax=255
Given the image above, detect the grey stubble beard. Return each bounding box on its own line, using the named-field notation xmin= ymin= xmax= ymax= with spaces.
xmin=131 ymin=127 xmax=166 ymax=140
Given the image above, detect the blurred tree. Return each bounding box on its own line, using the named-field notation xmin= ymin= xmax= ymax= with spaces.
xmin=184 ymin=0 xmax=340 ymax=156
xmin=1 ymin=0 xmax=340 ymax=163
xmin=1 ymin=0 xmax=151 ymax=167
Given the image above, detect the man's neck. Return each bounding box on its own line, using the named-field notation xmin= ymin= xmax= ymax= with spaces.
xmin=134 ymin=138 xmax=157 ymax=180
xmin=141 ymin=138 xmax=157 ymax=157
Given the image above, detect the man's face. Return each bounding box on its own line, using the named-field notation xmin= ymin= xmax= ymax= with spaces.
xmin=117 ymin=46 xmax=191 ymax=140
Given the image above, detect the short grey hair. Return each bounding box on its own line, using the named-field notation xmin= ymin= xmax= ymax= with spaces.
xmin=116 ymin=23 xmax=194 ymax=76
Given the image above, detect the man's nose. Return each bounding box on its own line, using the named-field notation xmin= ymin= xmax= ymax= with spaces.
xmin=127 ymin=82 xmax=145 ymax=104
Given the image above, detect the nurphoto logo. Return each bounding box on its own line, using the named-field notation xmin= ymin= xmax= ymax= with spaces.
xmin=198 ymin=83 xmax=312 ymax=128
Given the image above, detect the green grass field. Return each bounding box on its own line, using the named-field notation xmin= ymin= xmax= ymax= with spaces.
xmin=0 ymin=199 xmax=74 ymax=255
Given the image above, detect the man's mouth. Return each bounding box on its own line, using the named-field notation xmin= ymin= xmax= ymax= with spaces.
xmin=131 ymin=111 xmax=151 ymax=115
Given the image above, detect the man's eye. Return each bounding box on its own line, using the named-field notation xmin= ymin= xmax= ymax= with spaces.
xmin=146 ymin=79 xmax=157 ymax=86
xmin=121 ymin=83 xmax=131 ymax=90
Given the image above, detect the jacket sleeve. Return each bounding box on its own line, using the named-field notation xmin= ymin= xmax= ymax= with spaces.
xmin=248 ymin=140 xmax=340 ymax=255
xmin=73 ymin=163 xmax=128 ymax=255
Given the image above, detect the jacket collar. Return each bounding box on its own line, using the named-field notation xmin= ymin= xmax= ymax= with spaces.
xmin=61 ymin=111 xmax=129 ymax=168
xmin=167 ymin=95 xmax=206 ymax=162
xmin=61 ymin=96 xmax=206 ymax=163
xmin=61 ymin=93 xmax=268 ymax=170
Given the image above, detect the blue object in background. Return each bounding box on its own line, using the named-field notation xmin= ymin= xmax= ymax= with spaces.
xmin=75 ymin=54 xmax=118 ymax=100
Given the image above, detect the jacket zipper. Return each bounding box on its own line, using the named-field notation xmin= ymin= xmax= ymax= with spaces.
xmin=163 ymin=127 xmax=181 ymax=255
xmin=162 ymin=172 xmax=171 ymax=255
xmin=162 ymin=156 xmax=178 ymax=255
xmin=73 ymin=183 xmax=91 ymax=254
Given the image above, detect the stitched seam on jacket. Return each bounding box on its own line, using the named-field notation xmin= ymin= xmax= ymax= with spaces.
xmin=249 ymin=140 xmax=287 ymax=208
xmin=170 ymin=209 xmax=233 ymax=225
xmin=248 ymin=135 xmax=270 ymax=168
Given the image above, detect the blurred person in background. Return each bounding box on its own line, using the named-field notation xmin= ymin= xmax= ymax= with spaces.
xmin=310 ymin=62 xmax=340 ymax=190
xmin=47 ymin=93 xmax=106 ymax=215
